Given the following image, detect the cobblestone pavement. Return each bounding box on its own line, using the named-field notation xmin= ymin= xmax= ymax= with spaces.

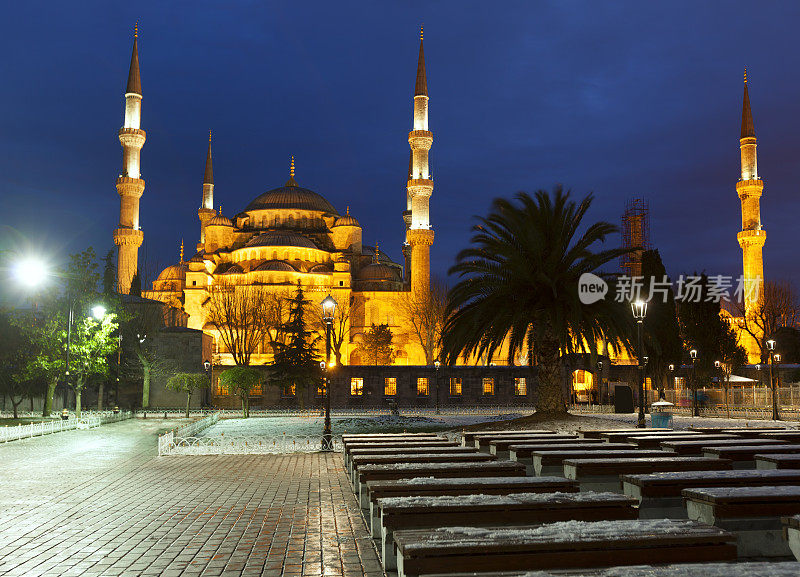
xmin=0 ymin=419 xmax=384 ymax=577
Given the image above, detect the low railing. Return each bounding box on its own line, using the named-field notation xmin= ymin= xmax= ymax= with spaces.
xmin=140 ymin=406 xmax=534 ymax=418
xmin=158 ymin=412 xmax=220 ymax=456
xmin=164 ymin=433 xmax=344 ymax=455
xmin=0 ymin=411 xmax=132 ymax=444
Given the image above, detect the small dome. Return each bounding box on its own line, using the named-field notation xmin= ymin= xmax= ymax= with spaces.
xmin=219 ymin=263 xmax=244 ymax=275
xmin=244 ymin=185 xmax=338 ymax=214
xmin=188 ymin=251 xmax=205 ymax=263
xmin=309 ymin=263 xmax=332 ymax=273
xmin=245 ymin=231 xmax=318 ymax=249
xmin=208 ymin=214 xmax=233 ymax=227
xmin=253 ymin=260 xmax=297 ymax=272
xmin=156 ymin=263 xmax=187 ymax=282
xmin=333 ymin=209 xmax=360 ymax=227
xmin=358 ymin=263 xmax=399 ymax=281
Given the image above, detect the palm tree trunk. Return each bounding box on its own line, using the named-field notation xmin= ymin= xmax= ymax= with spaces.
xmin=536 ymin=326 xmax=567 ymax=414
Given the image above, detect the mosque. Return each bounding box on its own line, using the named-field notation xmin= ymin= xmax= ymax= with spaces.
xmin=114 ymin=27 xmax=436 ymax=367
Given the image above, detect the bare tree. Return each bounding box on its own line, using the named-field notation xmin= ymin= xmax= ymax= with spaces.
xmin=397 ymin=277 xmax=448 ymax=365
xmin=207 ymin=281 xmax=272 ymax=366
xmin=309 ymin=293 xmax=354 ymax=366
xmin=737 ymin=280 xmax=800 ymax=362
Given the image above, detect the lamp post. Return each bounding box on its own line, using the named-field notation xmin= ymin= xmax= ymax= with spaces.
xmin=321 ymin=294 xmax=337 ymax=450
xmin=690 ymin=349 xmax=699 ymax=417
xmin=434 ymin=360 xmax=441 ymax=414
xmin=203 ymin=360 xmax=211 ymax=409
xmin=766 ymin=339 xmax=778 ymax=421
xmin=597 ymin=360 xmax=604 ymax=405
xmin=631 ymin=300 xmax=647 ymax=428
xmin=667 ymin=364 xmax=674 ymax=402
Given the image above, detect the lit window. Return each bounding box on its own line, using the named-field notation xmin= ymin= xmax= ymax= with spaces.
xmin=482 ymin=377 xmax=495 ymax=396
xmin=574 ymin=370 xmax=586 ymax=384
xmin=449 ymin=377 xmax=462 ymax=396
xmin=645 ymin=377 xmax=653 ymax=390
xmin=282 ymin=384 xmax=296 ymax=397
xmin=316 ymin=384 xmax=325 ymax=397
xmin=384 ymin=377 xmax=397 ymax=396
xmin=215 ymin=381 xmax=229 ymax=396
xmin=417 ymin=377 xmax=429 ymax=396
xmin=251 ymin=382 xmax=263 ymax=396
xmin=514 ymin=378 xmax=527 ymax=396
xmin=350 ymin=378 xmax=364 ymax=396
xmin=674 ymin=376 xmax=685 ymax=389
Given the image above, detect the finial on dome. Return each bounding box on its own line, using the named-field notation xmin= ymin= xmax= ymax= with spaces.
xmin=180 ymin=239 xmax=184 ymax=263
xmin=219 ymin=205 xmax=222 ymax=215
xmin=209 ymin=129 xmax=212 ymax=142
xmin=135 ymin=20 xmax=138 ymax=38
xmin=286 ymin=155 xmax=299 ymax=187
xmin=346 ymin=206 xmax=350 ymax=215
xmin=744 ymin=67 xmax=748 ymax=84
xmin=374 ymin=242 xmax=380 ymax=263
xmin=420 ymin=24 xmax=423 ymax=41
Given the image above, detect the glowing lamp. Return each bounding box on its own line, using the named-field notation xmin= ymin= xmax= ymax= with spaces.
xmin=690 ymin=349 xmax=698 ymax=360
xmin=766 ymin=339 xmax=776 ymax=351
xmin=320 ymin=295 xmax=337 ymax=322
xmin=91 ymin=305 xmax=107 ymax=320
xmin=12 ymin=257 xmax=49 ymax=288
xmin=631 ymin=300 xmax=647 ymax=321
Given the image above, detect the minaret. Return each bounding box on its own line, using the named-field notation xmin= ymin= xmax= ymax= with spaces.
xmin=736 ymin=68 xmax=766 ymax=362
xmin=402 ymin=151 xmax=413 ymax=283
xmin=113 ymin=23 xmax=146 ymax=294
xmin=197 ymin=131 xmax=216 ymax=250
xmin=405 ymin=26 xmax=434 ymax=298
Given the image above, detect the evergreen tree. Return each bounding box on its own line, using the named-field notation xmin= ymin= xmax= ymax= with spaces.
xmin=271 ymin=284 xmax=321 ymax=406
xmin=641 ymin=250 xmax=683 ymax=395
xmin=359 ymin=324 xmax=395 ymax=365
xmin=129 ymin=272 xmax=142 ymax=297
xmin=102 ymin=249 xmax=117 ymax=296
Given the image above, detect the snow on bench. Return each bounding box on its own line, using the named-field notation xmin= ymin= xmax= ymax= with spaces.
xmin=509 ymin=443 xmax=635 ymax=475
xmin=784 ymin=514 xmax=800 ymax=561
xmin=354 ymin=460 xmax=526 ymax=508
xmin=756 ymin=453 xmax=800 ymax=470
xmin=350 ymin=452 xmax=494 ymax=484
xmin=461 ymin=430 xmax=557 ymax=446
xmin=624 ymin=434 xmax=739 ymax=449
xmin=717 ymin=427 xmax=788 ymax=437
xmin=578 ymin=428 xmax=671 ymax=439
xmin=758 ymin=430 xmax=800 ymax=442
xmin=365 ymin=476 xmax=579 ymax=539
xmin=377 ymin=491 xmax=637 ymax=570
xmin=344 ymin=440 xmax=459 ymax=468
xmin=392 ymin=519 xmax=737 ymax=577
xmin=600 ymin=430 xmax=700 ymax=442
xmin=487 ymin=435 xmax=581 ymax=455
xmin=342 ymin=433 xmax=442 ymax=440
xmin=473 ymin=433 xmax=575 ymax=452
xmin=660 ymin=438 xmax=784 ymax=455
xmin=621 ymin=469 xmax=800 ymax=518
xmin=419 ymin=561 xmax=800 ymax=577
xmin=703 ymin=444 xmax=800 ymax=468
xmin=682 ymin=485 xmax=800 ymax=557
xmin=529 ymin=450 xmax=669 ymax=477
xmin=563 ymin=457 xmax=733 ymax=492
xmin=346 ymin=445 xmax=473 ymax=474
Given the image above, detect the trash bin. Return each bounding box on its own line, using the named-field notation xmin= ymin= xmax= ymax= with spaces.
xmin=650 ymin=400 xmax=674 ymax=428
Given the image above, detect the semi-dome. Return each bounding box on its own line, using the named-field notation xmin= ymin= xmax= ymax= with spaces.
xmin=333 ymin=214 xmax=360 ymax=227
xmin=156 ymin=263 xmax=187 ymax=282
xmin=253 ymin=260 xmax=297 ymax=272
xmin=244 ymin=185 xmax=339 ymax=214
xmin=220 ymin=263 xmax=244 ymax=275
xmin=208 ymin=214 xmax=233 ymax=227
xmin=245 ymin=231 xmax=318 ymax=249
xmin=309 ymin=263 xmax=332 ymax=273
xmin=358 ymin=263 xmax=399 ymax=281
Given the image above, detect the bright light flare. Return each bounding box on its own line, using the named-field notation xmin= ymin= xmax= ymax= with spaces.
xmin=12 ymin=257 xmax=49 ymax=288
xmin=91 ymin=305 xmax=107 ymax=320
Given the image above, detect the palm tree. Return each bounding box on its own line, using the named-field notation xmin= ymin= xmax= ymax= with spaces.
xmin=442 ymin=187 xmax=634 ymax=414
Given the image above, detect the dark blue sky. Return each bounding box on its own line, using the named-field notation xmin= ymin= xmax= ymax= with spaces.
xmin=3 ymin=1 xmax=800 ymax=290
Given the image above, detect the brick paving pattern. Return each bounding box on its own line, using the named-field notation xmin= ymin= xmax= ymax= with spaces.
xmin=0 ymin=419 xmax=384 ymax=577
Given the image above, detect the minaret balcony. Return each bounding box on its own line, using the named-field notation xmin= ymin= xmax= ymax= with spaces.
xmin=736 ymin=179 xmax=763 ymax=199
xmin=118 ymin=128 xmax=146 ymax=147
xmin=408 ymin=130 xmax=433 ymax=149
xmin=116 ymin=176 xmax=145 ymax=197
xmin=407 ymin=179 xmax=433 ymax=197
xmin=737 ymin=229 xmax=766 ymax=249
xmin=113 ymin=227 xmax=144 ymax=247
xmin=406 ymin=228 xmax=435 ymax=246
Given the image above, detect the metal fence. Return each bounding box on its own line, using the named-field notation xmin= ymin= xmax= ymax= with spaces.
xmin=158 ymin=412 xmax=220 ymax=456
xmin=0 ymin=411 xmax=132 ymax=444
xmin=165 ymin=434 xmax=345 ymax=455
xmin=141 ymin=406 xmax=534 ymax=419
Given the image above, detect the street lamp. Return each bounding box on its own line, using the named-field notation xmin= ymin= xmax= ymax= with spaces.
xmin=689 ymin=349 xmax=699 ymax=417
xmin=597 ymin=360 xmax=605 ymax=405
xmin=631 ymin=300 xmax=647 ymax=428
xmin=767 ymin=339 xmax=779 ymax=421
xmin=203 ymin=360 xmax=212 ymax=409
xmin=91 ymin=305 xmax=107 ymax=320
xmin=434 ymin=360 xmax=441 ymax=414
xmin=321 ymin=294 xmax=337 ymax=450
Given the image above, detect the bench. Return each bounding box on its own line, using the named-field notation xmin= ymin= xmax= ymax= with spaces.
xmin=344 ymin=440 xmax=458 ymax=469
xmin=529 ymin=449 xmax=669 ymax=477
xmin=355 ymin=460 xmax=526 ymax=508
xmin=577 ymin=428 xmax=671 ymax=439
xmin=563 ymin=457 xmax=732 ymax=492
xmin=622 ymin=469 xmax=800 ymax=519
xmin=756 ymin=453 xmax=800 ymax=470
xmin=683 ymin=485 xmax=800 ymax=557
xmin=661 ymin=438 xmax=784 ymax=455
xmin=350 ymin=452 xmax=495 ymax=486
xmin=392 ymin=519 xmax=737 ymax=577
xmin=486 ymin=435 xmax=581 ymax=456
xmin=625 ymin=434 xmax=739 ymax=449
xmin=784 ymin=515 xmax=800 ymax=561
xmin=346 ymin=445 xmax=472 ymax=475
xmin=600 ymin=430 xmax=701 ymax=442
xmin=365 ymin=476 xmax=579 ymax=539
xmin=509 ymin=442 xmax=635 ymax=475
xmin=703 ymin=444 xmax=800 ymax=469
xmin=758 ymin=431 xmax=800 ymax=442
xmin=717 ymin=427 xmax=787 ymax=437
xmin=473 ymin=433 xmax=574 ymax=452
xmin=378 ymin=491 xmax=637 ymax=570
xmin=460 ymin=430 xmax=557 ymax=446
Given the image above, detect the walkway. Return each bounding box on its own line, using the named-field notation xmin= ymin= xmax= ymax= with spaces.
xmin=0 ymin=419 xmax=383 ymax=577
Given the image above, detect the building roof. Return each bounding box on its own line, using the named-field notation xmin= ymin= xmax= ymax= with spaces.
xmin=252 ymin=260 xmax=297 ymax=272
xmin=245 ymin=231 xmax=318 ymax=249
xmin=333 ymin=207 xmax=360 ymax=227
xmin=208 ymin=214 xmax=232 ymax=226
xmin=126 ymin=36 xmax=142 ymax=95
xmin=741 ymin=76 xmax=755 ymax=139
xmin=156 ymin=263 xmax=187 ymax=282
xmin=358 ymin=263 xmax=400 ymax=281
xmin=244 ymin=184 xmax=339 ymax=214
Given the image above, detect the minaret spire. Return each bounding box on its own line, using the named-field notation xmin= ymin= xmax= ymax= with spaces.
xmin=286 ymin=155 xmax=298 ymax=187
xmin=204 ymin=130 xmax=214 ymax=185
xmin=736 ymin=69 xmax=766 ymax=363
xmin=415 ymin=25 xmax=428 ymax=97
xmin=197 ymin=131 xmax=217 ymax=250
xmin=113 ymin=26 xmax=146 ymax=294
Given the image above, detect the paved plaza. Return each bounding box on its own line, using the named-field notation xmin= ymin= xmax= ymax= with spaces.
xmin=0 ymin=420 xmax=383 ymax=577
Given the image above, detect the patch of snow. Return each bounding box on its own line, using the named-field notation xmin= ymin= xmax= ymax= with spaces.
xmin=378 ymin=491 xmax=627 ymax=508
xmin=579 ymin=412 xmax=799 ymax=431
xmin=626 ymin=469 xmax=800 ymax=481
xmin=393 ymin=476 xmax=569 ymax=486
xmin=683 ymin=485 xmax=800 ymax=499
xmin=362 ymin=460 xmax=516 ymax=471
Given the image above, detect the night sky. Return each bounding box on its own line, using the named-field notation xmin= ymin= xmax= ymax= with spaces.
xmin=3 ymin=1 xmax=800 ymax=292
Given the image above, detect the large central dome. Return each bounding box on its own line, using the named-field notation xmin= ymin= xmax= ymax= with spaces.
xmin=244 ymin=183 xmax=339 ymax=214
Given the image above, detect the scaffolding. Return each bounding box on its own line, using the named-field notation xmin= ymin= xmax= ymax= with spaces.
xmin=621 ymin=198 xmax=650 ymax=278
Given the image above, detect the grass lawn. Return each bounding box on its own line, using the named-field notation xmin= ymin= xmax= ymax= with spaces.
xmin=0 ymin=417 xmax=50 ymax=427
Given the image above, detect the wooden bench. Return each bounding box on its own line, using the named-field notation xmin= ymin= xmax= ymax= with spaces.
xmin=355 ymin=460 xmax=526 ymax=508
xmin=460 ymin=430 xmax=556 ymax=447
xmin=784 ymin=514 xmax=800 ymax=561
xmin=509 ymin=442 xmax=635 ymax=475
xmin=661 ymin=438 xmax=784 ymax=455
xmin=683 ymin=485 xmax=800 ymax=557
xmin=473 ymin=433 xmax=574 ymax=452
xmin=563 ymin=457 xmax=732 ymax=492
xmin=378 ymin=491 xmax=637 ymax=570
xmin=350 ymin=452 xmax=495 ymax=486
xmin=392 ymin=519 xmax=737 ymax=577
xmin=703 ymin=444 xmax=800 ymax=469
xmin=578 ymin=428 xmax=671 ymax=439
xmin=757 ymin=453 xmax=800 ymax=470
xmin=486 ymin=435 xmax=581 ymax=456
xmin=625 ymin=434 xmax=739 ymax=449
xmin=759 ymin=431 xmax=800 ymax=442
xmin=344 ymin=440 xmax=458 ymax=469
xmin=346 ymin=445 xmax=472 ymax=475
xmin=365 ymin=476 xmax=579 ymax=539
xmin=529 ymin=449 xmax=668 ymax=477
xmin=622 ymin=469 xmax=800 ymax=519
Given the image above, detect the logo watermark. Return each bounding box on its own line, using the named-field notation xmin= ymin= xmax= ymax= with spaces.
xmin=578 ymin=273 xmax=608 ymax=305
xmin=578 ymin=274 xmax=762 ymax=305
